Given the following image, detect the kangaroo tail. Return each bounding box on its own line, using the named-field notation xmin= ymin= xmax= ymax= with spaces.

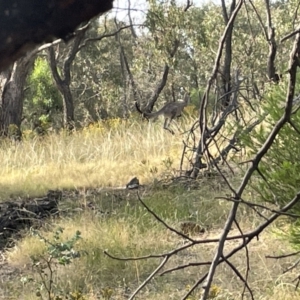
xmin=135 ymin=102 xmax=149 ymax=120
xmin=135 ymin=101 xmax=143 ymax=115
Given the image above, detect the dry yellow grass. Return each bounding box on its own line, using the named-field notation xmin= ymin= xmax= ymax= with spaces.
xmin=0 ymin=117 xmax=197 ymax=199
xmin=7 ymin=216 xmax=300 ymax=300
xmin=1 ymin=116 xmax=300 ymax=300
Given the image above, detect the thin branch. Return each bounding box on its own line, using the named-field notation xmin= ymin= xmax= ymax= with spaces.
xmin=266 ymin=250 xmax=300 ymax=259
xmin=201 ymin=30 xmax=300 ymax=298
xmin=137 ymin=193 xmax=195 ymax=242
xmin=183 ymin=0 xmax=193 ymax=12
xmin=248 ymin=0 xmax=268 ymax=40
xmin=222 ymin=255 xmax=254 ymax=300
xmin=217 ymin=196 xmax=300 ymax=218
xmin=183 ymin=191 xmax=300 ymax=300
xmin=293 ymin=275 xmax=300 ymax=290
xmin=78 ymin=24 xmax=141 ymax=51
xmin=182 ymin=274 xmax=207 ymax=300
xmin=234 ymin=219 xmax=252 ymax=300
xmin=283 ymin=257 xmax=300 ymax=274
xmin=160 ymin=261 xmax=212 ymax=276
xmin=190 ymin=0 xmax=244 ymax=178
xmin=128 ymin=256 xmax=169 ymax=300
xmin=281 ymin=27 xmax=300 ymax=43
xmin=127 ymin=0 xmax=138 ymax=38
xmin=289 ymin=120 xmax=300 ymax=135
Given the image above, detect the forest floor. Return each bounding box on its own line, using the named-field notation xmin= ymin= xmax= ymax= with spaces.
xmin=0 ymin=119 xmax=299 ymax=299
xmin=0 ymin=178 xmax=299 ymax=300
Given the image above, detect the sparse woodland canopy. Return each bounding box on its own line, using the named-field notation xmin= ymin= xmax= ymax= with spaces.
xmin=3 ymin=0 xmax=300 ymax=299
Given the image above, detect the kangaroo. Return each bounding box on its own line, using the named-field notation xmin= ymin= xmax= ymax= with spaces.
xmin=135 ymin=93 xmax=190 ymax=135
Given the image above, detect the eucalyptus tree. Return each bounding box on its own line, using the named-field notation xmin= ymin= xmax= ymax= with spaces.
xmin=71 ymin=18 xmax=136 ymax=122
xmin=0 ymin=52 xmax=36 ymax=138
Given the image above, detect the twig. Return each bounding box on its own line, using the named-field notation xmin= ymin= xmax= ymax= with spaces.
xmin=283 ymin=257 xmax=300 ymax=274
xmin=201 ymin=30 xmax=300 ymax=299
xmin=137 ymin=192 xmax=196 ymax=242
xmin=190 ymin=0 xmax=244 ymax=179
xmin=281 ymin=27 xmax=300 ymax=43
xmin=128 ymin=256 xmax=169 ymax=300
xmin=266 ymin=250 xmax=300 ymax=259
xmin=222 ymin=255 xmax=254 ymax=300
xmin=183 ymin=191 xmax=300 ymax=300
xmin=234 ymin=219 xmax=252 ymax=300
xmin=181 ymin=274 xmax=207 ymax=300
xmin=160 ymin=261 xmax=212 ymax=276
xmin=216 ymin=196 xmax=300 ymax=218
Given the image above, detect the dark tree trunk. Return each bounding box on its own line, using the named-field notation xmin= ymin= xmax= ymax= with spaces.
xmin=145 ymin=39 xmax=180 ymax=113
xmin=0 ymin=53 xmax=35 ymax=138
xmin=48 ymin=27 xmax=87 ymax=130
xmin=59 ymin=82 xmax=75 ymax=131
xmin=219 ymin=0 xmax=235 ymax=109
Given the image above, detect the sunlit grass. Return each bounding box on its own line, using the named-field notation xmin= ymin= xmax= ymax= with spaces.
xmin=1 ymin=115 xmax=300 ymax=300
xmin=0 ymin=116 xmax=198 ymax=199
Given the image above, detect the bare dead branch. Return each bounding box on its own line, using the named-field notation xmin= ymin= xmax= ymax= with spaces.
xmin=248 ymin=0 xmax=268 ymax=40
xmin=127 ymin=0 xmax=138 ymax=38
xmin=128 ymin=256 xmax=169 ymax=300
xmin=182 ymin=274 xmax=207 ymax=300
xmin=264 ymin=0 xmax=279 ymax=83
xmin=190 ymin=0 xmax=243 ymax=179
xmin=266 ymin=250 xmax=300 ymax=259
xmin=283 ymin=258 xmax=300 ymax=274
xmin=78 ymin=24 xmax=139 ymax=51
xmin=292 ymin=3 xmax=300 ymax=29
xmin=105 ymin=189 xmax=300 ymax=300
xmin=289 ymin=120 xmax=300 ymax=135
xmin=281 ymin=27 xmax=300 ymax=43
xmin=234 ymin=219 xmax=252 ymax=300
xmin=201 ymin=30 xmax=300 ymax=299
xmin=218 ymin=196 xmax=300 ymax=218
xmin=183 ymin=0 xmax=193 ymax=12
xmin=160 ymin=261 xmax=212 ymax=276
xmin=137 ymin=193 xmax=195 ymax=242
xmin=222 ymin=255 xmax=254 ymax=300
xmin=184 ymin=191 xmax=300 ymax=300
xmin=293 ymin=275 xmax=300 ymax=290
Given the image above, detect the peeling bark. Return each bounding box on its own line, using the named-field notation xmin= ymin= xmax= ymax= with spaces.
xmin=0 ymin=53 xmax=35 ymax=138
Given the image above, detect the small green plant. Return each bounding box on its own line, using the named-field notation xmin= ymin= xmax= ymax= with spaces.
xmin=21 ymin=227 xmax=85 ymax=300
xmin=185 ymin=284 xmax=221 ymax=300
xmin=100 ymin=287 xmax=113 ymax=299
xmin=162 ymin=156 xmax=173 ymax=170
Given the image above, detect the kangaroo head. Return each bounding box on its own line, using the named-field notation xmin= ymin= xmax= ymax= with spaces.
xmin=183 ymin=91 xmax=191 ymax=105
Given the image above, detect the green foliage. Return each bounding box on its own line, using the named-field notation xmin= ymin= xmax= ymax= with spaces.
xmin=30 ymin=58 xmax=61 ymax=107
xmin=241 ymin=80 xmax=300 ymax=247
xmin=21 ymin=227 xmax=85 ymax=300
xmin=24 ymin=57 xmax=62 ymax=127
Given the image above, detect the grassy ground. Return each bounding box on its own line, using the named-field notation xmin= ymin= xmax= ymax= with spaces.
xmin=0 ymin=117 xmax=193 ymax=199
xmin=0 ymin=116 xmax=299 ymax=299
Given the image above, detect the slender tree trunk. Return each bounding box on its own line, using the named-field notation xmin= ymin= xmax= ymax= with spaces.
xmin=0 ymin=53 xmax=35 ymax=138
xmin=48 ymin=27 xmax=87 ymax=131
xmin=220 ymin=0 xmax=235 ymax=108
xmin=59 ymin=82 xmax=75 ymax=131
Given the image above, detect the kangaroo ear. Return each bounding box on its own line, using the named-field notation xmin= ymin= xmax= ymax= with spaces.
xmin=184 ymin=91 xmax=191 ymax=103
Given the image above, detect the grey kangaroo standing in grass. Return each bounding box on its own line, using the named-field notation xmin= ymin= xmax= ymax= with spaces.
xmin=135 ymin=92 xmax=190 ymax=135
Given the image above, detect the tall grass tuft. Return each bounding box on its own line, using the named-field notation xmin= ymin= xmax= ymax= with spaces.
xmin=0 ymin=117 xmax=195 ymax=199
